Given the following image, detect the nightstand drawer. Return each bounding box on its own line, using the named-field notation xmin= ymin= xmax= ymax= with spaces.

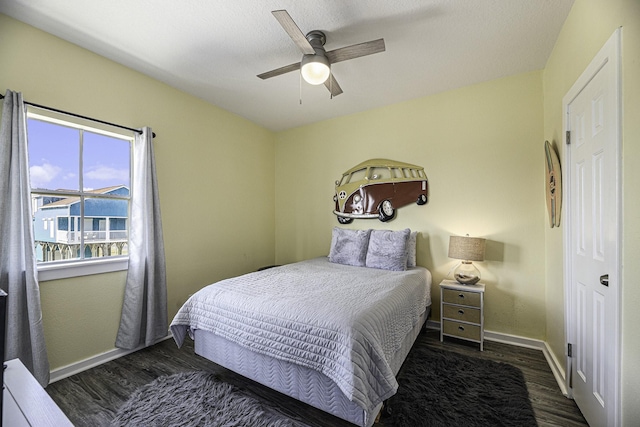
xmin=442 ymin=304 xmax=481 ymax=324
xmin=442 ymin=319 xmax=481 ymax=341
xmin=442 ymin=288 xmax=481 ymax=307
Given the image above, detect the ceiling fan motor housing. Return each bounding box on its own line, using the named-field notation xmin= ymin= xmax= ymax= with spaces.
xmin=305 ymin=30 xmax=327 ymax=48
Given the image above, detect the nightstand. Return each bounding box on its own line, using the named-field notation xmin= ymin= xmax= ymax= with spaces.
xmin=439 ymin=279 xmax=485 ymax=351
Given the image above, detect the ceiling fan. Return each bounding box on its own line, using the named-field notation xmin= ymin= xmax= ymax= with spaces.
xmin=257 ymin=10 xmax=385 ymax=97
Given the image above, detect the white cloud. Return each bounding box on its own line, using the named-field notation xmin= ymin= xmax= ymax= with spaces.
xmin=29 ymin=163 xmax=61 ymax=189
xmin=85 ymin=166 xmax=129 ymax=182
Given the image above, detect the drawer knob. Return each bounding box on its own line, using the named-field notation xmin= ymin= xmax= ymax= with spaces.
xmin=458 ymin=326 xmax=465 ymax=331
xmin=458 ymin=309 xmax=465 ymax=315
xmin=458 ymin=293 xmax=465 ymax=298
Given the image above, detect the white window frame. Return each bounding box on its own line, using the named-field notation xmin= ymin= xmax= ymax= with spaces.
xmin=26 ymin=106 xmax=135 ymax=281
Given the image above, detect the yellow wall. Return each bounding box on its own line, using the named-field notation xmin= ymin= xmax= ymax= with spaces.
xmin=275 ymin=70 xmax=547 ymax=339
xmin=543 ymin=0 xmax=640 ymax=424
xmin=2 ymin=3 xmax=639 ymax=422
xmin=0 ymin=14 xmax=276 ymax=369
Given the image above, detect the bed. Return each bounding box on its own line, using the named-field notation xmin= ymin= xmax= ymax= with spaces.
xmin=171 ymin=229 xmax=431 ymax=427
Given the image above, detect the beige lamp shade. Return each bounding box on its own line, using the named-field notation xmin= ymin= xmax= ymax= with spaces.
xmin=448 ymin=235 xmax=486 ymax=262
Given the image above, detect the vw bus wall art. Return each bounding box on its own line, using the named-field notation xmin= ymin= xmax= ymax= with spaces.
xmin=333 ymin=159 xmax=428 ymax=224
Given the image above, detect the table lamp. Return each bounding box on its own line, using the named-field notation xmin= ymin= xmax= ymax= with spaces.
xmin=448 ymin=235 xmax=486 ymax=285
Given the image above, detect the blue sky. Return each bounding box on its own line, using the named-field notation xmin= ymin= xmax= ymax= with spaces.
xmin=27 ymin=118 xmax=130 ymax=191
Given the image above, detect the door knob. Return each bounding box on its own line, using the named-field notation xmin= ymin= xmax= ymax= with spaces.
xmin=600 ymin=274 xmax=609 ymax=287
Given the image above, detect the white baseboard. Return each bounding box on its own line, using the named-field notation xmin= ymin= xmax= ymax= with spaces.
xmin=49 ymin=334 xmax=172 ymax=384
xmin=541 ymin=340 xmax=569 ymax=396
xmin=428 ymin=321 xmax=568 ymax=395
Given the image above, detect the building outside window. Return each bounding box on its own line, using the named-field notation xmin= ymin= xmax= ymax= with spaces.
xmin=32 ymin=185 xmax=130 ymax=262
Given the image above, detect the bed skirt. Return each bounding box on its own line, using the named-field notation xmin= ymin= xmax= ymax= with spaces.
xmin=193 ymin=305 xmax=431 ymax=427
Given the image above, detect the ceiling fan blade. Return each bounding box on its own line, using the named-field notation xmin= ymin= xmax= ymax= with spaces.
xmin=272 ymin=10 xmax=315 ymax=55
xmin=326 ymin=39 xmax=385 ymax=64
xmin=257 ymin=62 xmax=301 ymax=80
xmin=324 ymin=74 xmax=343 ymax=97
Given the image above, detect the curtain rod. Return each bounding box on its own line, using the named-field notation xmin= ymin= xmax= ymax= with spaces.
xmin=0 ymin=93 xmax=156 ymax=138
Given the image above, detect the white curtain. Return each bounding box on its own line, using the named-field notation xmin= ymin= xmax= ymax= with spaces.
xmin=0 ymin=90 xmax=50 ymax=386
xmin=115 ymin=127 xmax=168 ymax=349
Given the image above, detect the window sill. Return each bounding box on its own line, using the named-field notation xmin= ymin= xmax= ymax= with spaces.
xmin=38 ymin=257 xmax=129 ymax=282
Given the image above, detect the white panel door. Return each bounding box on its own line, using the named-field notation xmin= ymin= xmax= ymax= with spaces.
xmin=565 ymin=30 xmax=621 ymax=427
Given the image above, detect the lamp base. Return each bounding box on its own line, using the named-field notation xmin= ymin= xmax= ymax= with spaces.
xmin=453 ymin=261 xmax=481 ymax=285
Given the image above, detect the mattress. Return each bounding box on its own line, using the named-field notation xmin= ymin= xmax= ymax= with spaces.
xmin=194 ymin=305 xmax=430 ymax=427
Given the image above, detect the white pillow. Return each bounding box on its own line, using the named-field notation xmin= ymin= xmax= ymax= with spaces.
xmin=365 ymin=229 xmax=411 ymax=271
xmin=328 ymin=228 xmax=371 ymax=267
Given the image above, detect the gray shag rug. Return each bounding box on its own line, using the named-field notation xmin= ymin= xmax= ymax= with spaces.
xmin=110 ymin=371 xmax=298 ymax=427
xmin=113 ymin=336 xmax=537 ymax=427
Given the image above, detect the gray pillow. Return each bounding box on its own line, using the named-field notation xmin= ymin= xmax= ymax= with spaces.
xmin=329 ymin=228 xmax=371 ymax=267
xmin=366 ymin=228 xmax=411 ymax=271
xmin=407 ymin=231 xmax=418 ymax=268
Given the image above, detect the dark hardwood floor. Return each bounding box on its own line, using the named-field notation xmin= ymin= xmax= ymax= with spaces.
xmin=46 ymin=329 xmax=588 ymax=427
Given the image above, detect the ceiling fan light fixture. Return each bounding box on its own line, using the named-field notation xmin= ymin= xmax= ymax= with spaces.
xmin=301 ymin=54 xmax=331 ymax=85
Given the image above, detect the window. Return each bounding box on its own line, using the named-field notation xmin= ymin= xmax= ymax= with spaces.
xmin=368 ymin=167 xmax=391 ymax=180
xmin=26 ymin=107 xmax=135 ymax=279
xmin=349 ymin=168 xmax=367 ymax=182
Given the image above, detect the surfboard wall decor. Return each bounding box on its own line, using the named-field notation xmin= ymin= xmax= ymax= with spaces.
xmin=544 ymin=140 xmax=562 ymax=228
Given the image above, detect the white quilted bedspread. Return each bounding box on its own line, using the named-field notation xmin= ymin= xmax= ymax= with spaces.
xmin=170 ymin=257 xmax=431 ymax=414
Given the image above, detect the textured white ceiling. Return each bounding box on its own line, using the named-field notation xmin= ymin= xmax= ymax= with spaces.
xmin=0 ymin=0 xmax=574 ymax=131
